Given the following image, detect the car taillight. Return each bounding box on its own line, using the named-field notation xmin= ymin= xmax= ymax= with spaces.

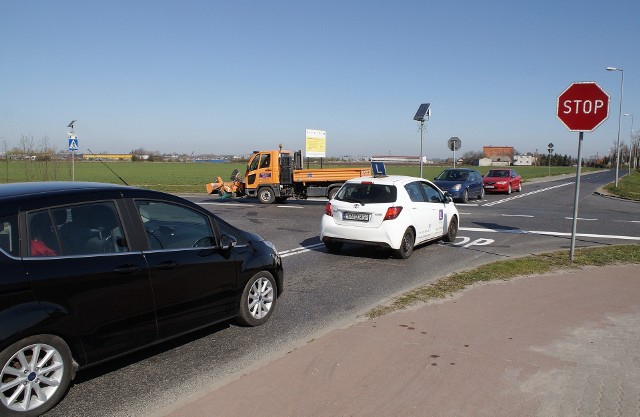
xmin=383 ymin=206 xmax=402 ymax=220
xmin=325 ymin=202 xmax=333 ymax=216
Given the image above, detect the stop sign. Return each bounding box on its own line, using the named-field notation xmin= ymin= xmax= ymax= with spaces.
xmin=557 ymin=82 xmax=610 ymax=131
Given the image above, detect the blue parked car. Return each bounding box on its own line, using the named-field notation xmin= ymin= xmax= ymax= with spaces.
xmin=433 ymin=168 xmax=484 ymax=203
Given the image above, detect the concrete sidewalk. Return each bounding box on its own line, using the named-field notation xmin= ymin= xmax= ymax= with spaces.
xmin=156 ymin=264 xmax=640 ymax=417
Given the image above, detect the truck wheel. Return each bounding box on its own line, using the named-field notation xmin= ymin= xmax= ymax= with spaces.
xmin=327 ymin=187 xmax=339 ymax=200
xmin=258 ymin=187 xmax=275 ymax=204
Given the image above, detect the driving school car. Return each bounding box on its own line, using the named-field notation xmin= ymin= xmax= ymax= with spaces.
xmin=320 ymin=175 xmax=459 ymax=259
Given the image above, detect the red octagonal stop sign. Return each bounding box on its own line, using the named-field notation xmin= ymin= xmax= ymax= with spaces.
xmin=557 ymin=82 xmax=610 ymax=132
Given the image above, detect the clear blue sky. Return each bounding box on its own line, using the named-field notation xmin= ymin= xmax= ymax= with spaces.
xmin=1 ymin=0 xmax=638 ymax=160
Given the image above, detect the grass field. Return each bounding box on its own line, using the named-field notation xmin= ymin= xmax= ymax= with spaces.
xmin=0 ymin=159 xmax=601 ymax=193
xmin=604 ymin=170 xmax=640 ymax=200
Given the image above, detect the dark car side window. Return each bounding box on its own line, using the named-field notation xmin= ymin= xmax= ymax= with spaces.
xmin=135 ymin=200 xmax=216 ymax=250
xmin=27 ymin=202 xmax=129 ymax=257
xmin=0 ymin=214 xmax=19 ymax=256
xmin=27 ymin=210 xmax=61 ymax=257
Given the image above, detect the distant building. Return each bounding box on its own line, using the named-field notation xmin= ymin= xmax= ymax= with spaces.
xmin=83 ymin=154 xmax=133 ymax=161
xmin=513 ymin=155 xmax=533 ymax=166
xmin=370 ymin=155 xmax=428 ymax=164
xmin=481 ymin=146 xmax=514 ymax=166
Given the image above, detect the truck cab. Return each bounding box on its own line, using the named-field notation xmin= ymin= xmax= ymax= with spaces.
xmin=244 ymin=149 xmax=296 ymax=204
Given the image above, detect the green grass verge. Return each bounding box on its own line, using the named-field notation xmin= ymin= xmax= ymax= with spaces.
xmin=0 ymin=160 xmax=598 ymax=193
xmin=604 ymin=170 xmax=640 ymax=200
xmin=367 ymin=244 xmax=640 ymax=319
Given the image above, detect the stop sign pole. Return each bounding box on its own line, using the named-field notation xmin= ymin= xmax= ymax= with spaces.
xmin=556 ymin=82 xmax=610 ymax=260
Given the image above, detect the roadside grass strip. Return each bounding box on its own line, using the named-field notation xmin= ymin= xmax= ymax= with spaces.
xmin=367 ymin=244 xmax=640 ymax=319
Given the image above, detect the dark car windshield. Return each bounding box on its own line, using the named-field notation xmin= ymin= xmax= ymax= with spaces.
xmin=435 ymin=170 xmax=468 ymax=181
xmin=487 ymin=170 xmax=510 ymax=177
xmin=336 ymin=183 xmax=397 ymax=204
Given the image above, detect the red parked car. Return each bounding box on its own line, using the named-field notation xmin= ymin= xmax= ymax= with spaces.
xmin=482 ymin=169 xmax=522 ymax=194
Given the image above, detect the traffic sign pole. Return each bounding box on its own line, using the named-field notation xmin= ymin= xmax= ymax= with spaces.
xmin=569 ymin=132 xmax=584 ymax=261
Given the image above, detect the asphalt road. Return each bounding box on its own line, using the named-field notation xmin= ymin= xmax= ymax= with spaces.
xmin=45 ymin=169 xmax=639 ymax=417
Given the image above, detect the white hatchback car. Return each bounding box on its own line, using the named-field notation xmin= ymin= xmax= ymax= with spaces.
xmin=320 ymin=175 xmax=459 ymax=258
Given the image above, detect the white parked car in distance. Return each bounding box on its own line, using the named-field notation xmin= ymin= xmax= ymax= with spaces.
xmin=320 ymin=175 xmax=459 ymax=259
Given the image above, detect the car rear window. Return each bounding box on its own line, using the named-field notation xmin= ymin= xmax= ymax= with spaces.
xmin=336 ymin=183 xmax=397 ymax=204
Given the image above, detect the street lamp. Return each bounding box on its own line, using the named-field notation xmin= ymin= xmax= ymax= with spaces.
xmin=624 ymin=113 xmax=634 ymax=173
xmin=547 ymin=142 xmax=554 ymax=177
xmin=606 ymin=66 xmax=624 ymax=186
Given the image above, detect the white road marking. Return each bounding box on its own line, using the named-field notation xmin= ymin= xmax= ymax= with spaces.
xmin=277 ymin=205 xmax=304 ymax=209
xmin=501 ymin=214 xmax=534 ymax=218
xmin=278 ymin=243 xmax=325 ymax=257
xmin=459 ymin=227 xmax=640 ymax=241
xmin=564 ymin=217 xmax=598 ymax=221
xmin=482 ymin=182 xmax=574 ymax=207
xmin=198 ymin=202 xmax=255 ymax=207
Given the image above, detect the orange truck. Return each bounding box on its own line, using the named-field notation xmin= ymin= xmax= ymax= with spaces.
xmin=206 ymin=147 xmax=371 ymax=204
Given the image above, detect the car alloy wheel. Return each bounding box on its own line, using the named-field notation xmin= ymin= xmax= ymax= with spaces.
xmin=0 ymin=335 xmax=73 ymax=417
xmin=237 ymin=272 xmax=277 ymax=326
xmin=478 ymin=187 xmax=484 ymax=200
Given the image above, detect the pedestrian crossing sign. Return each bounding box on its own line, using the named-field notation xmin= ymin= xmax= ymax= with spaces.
xmin=68 ymin=137 xmax=78 ymax=151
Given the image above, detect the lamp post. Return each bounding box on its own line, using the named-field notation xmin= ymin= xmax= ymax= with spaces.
xmin=606 ymin=67 xmax=624 ymax=187
xmin=547 ymin=142 xmax=554 ymax=177
xmin=624 ymin=113 xmax=634 ymax=173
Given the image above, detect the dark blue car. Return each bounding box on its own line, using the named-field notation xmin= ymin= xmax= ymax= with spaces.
xmin=433 ymin=168 xmax=484 ymax=203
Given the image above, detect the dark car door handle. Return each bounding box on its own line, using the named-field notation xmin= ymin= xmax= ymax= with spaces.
xmin=158 ymin=261 xmax=179 ymax=270
xmin=113 ymin=264 xmax=142 ymax=275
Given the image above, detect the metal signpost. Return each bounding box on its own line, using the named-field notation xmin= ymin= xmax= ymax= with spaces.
xmin=67 ymin=120 xmax=77 ymax=181
xmin=556 ymin=82 xmax=610 ymax=260
xmin=448 ymin=137 xmax=461 ymax=168
xmin=547 ymin=143 xmax=554 ymax=177
xmin=413 ymin=103 xmax=431 ymax=178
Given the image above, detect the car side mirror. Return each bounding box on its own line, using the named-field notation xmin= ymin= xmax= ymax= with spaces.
xmin=443 ymin=191 xmax=453 ymax=203
xmin=219 ymin=234 xmax=237 ymax=250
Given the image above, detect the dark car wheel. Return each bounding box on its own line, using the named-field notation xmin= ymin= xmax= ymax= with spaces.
xmin=258 ymin=187 xmax=275 ymax=204
xmin=461 ymin=189 xmax=469 ymax=203
xmin=236 ymin=271 xmax=277 ymax=326
xmin=478 ymin=187 xmax=485 ymax=200
xmin=443 ymin=215 xmax=459 ymax=242
xmin=324 ymin=240 xmax=343 ymax=253
xmin=0 ymin=335 xmax=73 ymax=417
xmin=394 ymin=228 xmax=415 ymax=259
xmin=507 ymin=184 xmax=512 ymax=195
xmin=517 ymin=182 xmax=522 ymax=192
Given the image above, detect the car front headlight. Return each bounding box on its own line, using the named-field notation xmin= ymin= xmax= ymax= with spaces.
xmin=497 ymin=181 xmax=508 ymax=185
xmin=451 ymin=184 xmax=462 ymax=191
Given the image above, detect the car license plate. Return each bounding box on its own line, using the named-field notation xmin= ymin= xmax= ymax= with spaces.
xmin=343 ymin=212 xmax=369 ymax=222
xmin=484 ymin=185 xmax=494 ymax=189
